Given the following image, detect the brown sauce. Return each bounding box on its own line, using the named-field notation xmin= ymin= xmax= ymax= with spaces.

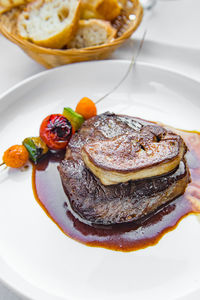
xmin=32 ymin=129 xmax=200 ymax=252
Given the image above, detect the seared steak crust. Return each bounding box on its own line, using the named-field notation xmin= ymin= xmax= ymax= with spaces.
xmin=58 ymin=113 xmax=190 ymax=225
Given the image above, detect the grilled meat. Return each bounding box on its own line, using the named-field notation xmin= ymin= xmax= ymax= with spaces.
xmin=58 ymin=113 xmax=190 ymax=225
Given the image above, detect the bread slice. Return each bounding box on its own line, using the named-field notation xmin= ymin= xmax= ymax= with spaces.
xmin=68 ymin=19 xmax=116 ymax=49
xmin=80 ymin=0 xmax=122 ymax=21
xmin=17 ymin=0 xmax=81 ymax=49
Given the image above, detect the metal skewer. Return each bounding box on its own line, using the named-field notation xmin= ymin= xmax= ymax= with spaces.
xmin=95 ymin=29 xmax=147 ymax=105
xmin=95 ymin=0 xmax=157 ymax=105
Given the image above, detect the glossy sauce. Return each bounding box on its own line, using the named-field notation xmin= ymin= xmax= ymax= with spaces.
xmin=32 ymin=130 xmax=200 ymax=252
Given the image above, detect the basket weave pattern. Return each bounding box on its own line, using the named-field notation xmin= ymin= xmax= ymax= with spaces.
xmin=0 ymin=1 xmax=143 ymax=68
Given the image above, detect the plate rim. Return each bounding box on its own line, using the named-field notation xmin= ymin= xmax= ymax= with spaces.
xmin=1 ymin=59 xmax=200 ymax=102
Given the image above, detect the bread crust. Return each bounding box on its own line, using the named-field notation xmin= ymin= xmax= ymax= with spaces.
xmin=80 ymin=0 xmax=122 ymax=21
xmin=0 ymin=0 xmax=27 ymax=14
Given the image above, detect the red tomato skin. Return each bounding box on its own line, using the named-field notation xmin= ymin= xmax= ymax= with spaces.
xmin=40 ymin=114 xmax=72 ymax=150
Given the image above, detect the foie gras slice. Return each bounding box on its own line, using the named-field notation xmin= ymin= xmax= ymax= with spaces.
xmin=82 ymin=130 xmax=187 ymax=185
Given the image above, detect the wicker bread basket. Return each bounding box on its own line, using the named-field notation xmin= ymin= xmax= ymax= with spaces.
xmin=0 ymin=1 xmax=143 ymax=68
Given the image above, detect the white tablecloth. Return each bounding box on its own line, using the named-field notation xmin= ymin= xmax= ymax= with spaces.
xmin=0 ymin=0 xmax=200 ymax=299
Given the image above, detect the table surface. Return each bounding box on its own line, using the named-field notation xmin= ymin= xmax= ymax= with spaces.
xmin=0 ymin=0 xmax=200 ymax=299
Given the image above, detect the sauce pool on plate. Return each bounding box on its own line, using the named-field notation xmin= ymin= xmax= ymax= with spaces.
xmin=32 ymin=129 xmax=200 ymax=252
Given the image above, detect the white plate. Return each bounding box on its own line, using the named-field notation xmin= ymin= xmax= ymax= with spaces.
xmin=0 ymin=60 xmax=200 ymax=300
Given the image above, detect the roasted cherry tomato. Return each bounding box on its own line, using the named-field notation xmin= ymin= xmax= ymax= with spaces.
xmin=39 ymin=114 xmax=72 ymax=150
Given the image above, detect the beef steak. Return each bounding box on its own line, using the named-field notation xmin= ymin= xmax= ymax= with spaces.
xmin=58 ymin=113 xmax=190 ymax=225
